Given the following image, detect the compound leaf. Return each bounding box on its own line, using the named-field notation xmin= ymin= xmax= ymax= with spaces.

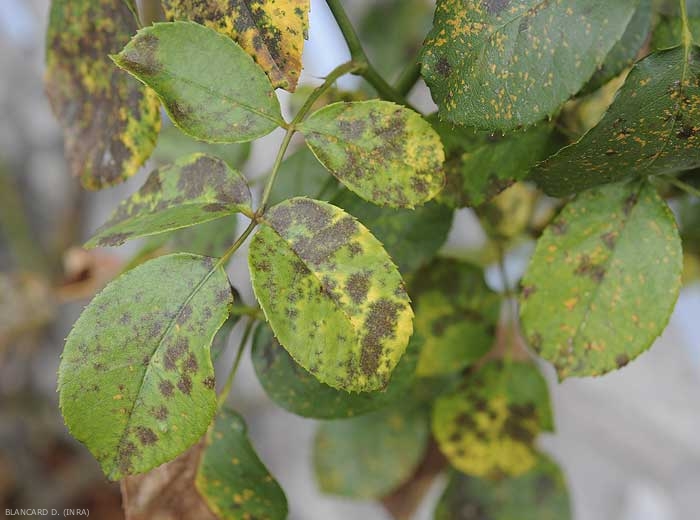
xmin=162 ymin=0 xmax=309 ymax=91
xmin=409 ymin=259 xmax=500 ymax=377
xmin=533 ymin=46 xmax=700 ymax=196
xmin=313 ymin=405 xmax=429 ymax=498
xmin=435 ymin=453 xmax=571 ymax=520
xmin=432 ymin=360 xmax=553 ymax=478
xmin=113 ymin=21 xmax=283 ymax=143
xmin=195 ymin=408 xmax=288 ymax=520
xmin=59 ymin=253 xmax=233 ymax=479
xmin=45 ymin=0 xmax=161 ymax=189
xmin=421 ymin=0 xmax=637 ymax=130
xmin=87 ymin=154 xmax=252 ymax=248
xmin=299 ymin=101 xmax=445 ymax=208
xmin=249 ymin=197 xmax=413 ymax=392
xmin=520 ymin=181 xmax=682 ymax=379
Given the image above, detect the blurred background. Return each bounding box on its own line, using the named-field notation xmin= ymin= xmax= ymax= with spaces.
xmin=1 ymin=1 xmax=700 ymax=519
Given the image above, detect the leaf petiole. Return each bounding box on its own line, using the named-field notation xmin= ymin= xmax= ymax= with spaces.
xmin=217 ymin=318 xmax=257 ymax=408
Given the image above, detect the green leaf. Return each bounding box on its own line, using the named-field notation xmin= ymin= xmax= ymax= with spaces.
xmin=86 ymin=153 xmax=252 ymax=248
xmin=249 ymin=197 xmax=413 ymax=392
xmin=520 ymin=181 xmax=682 ymax=379
xmin=113 ymin=21 xmax=283 ymax=143
xmin=435 ymin=453 xmax=571 ymax=520
xmin=533 ymin=46 xmax=700 ymax=196
xmin=195 ymin=408 xmax=288 ymax=520
xmin=162 ymin=0 xmax=308 ymax=91
xmin=267 ymin=147 xmax=339 ymax=207
xmin=332 ymin=189 xmax=453 ymax=273
xmin=170 ymin=215 xmax=240 ymax=257
xmin=58 ymin=253 xmax=233 ymax=479
xmin=409 ymin=259 xmax=500 ymax=377
xmin=313 ymin=405 xmax=429 ymax=498
xmin=45 ymin=0 xmax=161 ymax=189
xmin=652 ymin=2 xmax=700 ymax=50
xmin=432 ymin=360 xmax=553 ymax=478
xmin=421 ymin=0 xmax=637 ymax=130
xmin=431 ymin=116 xmax=556 ymax=208
xmin=251 ymin=325 xmax=420 ymax=419
xmin=299 ymin=101 xmax=445 ymax=208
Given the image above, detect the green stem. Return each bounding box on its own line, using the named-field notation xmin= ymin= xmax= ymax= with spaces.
xmin=681 ymin=0 xmax=694 ymax=46
xmin=217 ymin=219 xmax=258 ymax=267
xmin=258 ymin=127 xmax=296 ymax=214
xmin=667 ymin=175 xmax=700 ymax=197
xmin=123 ymin=0 xmax=142 ymax=27
xmin=292 ymin=61 xmax=362 ymax=125
xmin=217 ymin=318 xmax=256 ymax=408
xmin=395 ymin=61 xmax=422 ymax=97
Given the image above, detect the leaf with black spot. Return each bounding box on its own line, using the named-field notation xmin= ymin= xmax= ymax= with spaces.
xmin=533 ymin=45 xmax=700 ymax=196
xmin=432 ymin=360 xmax=553 ymax=478
xmin=113 ymin=21 xmax=284 ymax=143
xmin=86 ymin=153 xmax=253 ymax=248
xmin=421 ymin=0 xmax=637 ymax=130
xmin=520 ymin=181 xmax=682 ymax=379
xmin=58 ymin=253 xmax=233 ymax=479
xmin=249 ymin=197 xmax=413 ymax=392
xmin=313 ymin=404 xmax=429 ymax=499
xmin=435 ymin=453 xmax=571 ymax=520
xmin=298 ymin=101 xmax=445 ymax=208
xmin=195 ymin=408 xmax=288 ymax=520
xmin=162 ymin=0 xmax=309 ymax=91
xmin=45 ymin=0 xmax=161 ymax=189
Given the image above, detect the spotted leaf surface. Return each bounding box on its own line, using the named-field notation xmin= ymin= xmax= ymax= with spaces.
xmin=520 ymin=182 xmax=682 ymax=379
xmin=409 ymin=259 xmax=500 ymax=377
xmin=45 ymin=0 xmax=160 ymax=189
xmin=251 ymin=326 xmax=420 ymax=419
xmin=195 ymin=409 xmax=287 ymax=520
xmin=432 ymin=360 xmax=553 ymax=478
xmin=299 ymin=101 xmax=445 ymax=208
xmin=162 ymin=0 xmax=308 ymax=91
xmin=113 ymin=21 xmax=283 ymax=143
xmin=313 ymin=405 xmax=429 ymax=498
xmin=435 ymin=453 xmax=571 ymax=520
xmin=421 ymin=0 xmax=637 ymax=130
xmin=431 ymin=116 xmax=555 ymax=208
xmin=58 ymin=254 xmax=233 ymax=479
xmin=249 ymin=197 xmax=413 ymax=392
xmin=332 ymin=190 xmax=453 ymax=273
xmin=86 ymin=154 xmax=252 ymax=248
xmin=533 ymin=46 xmax=700 ymax=196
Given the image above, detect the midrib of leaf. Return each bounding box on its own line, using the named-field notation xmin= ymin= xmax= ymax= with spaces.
xmin=238 ymin=0 xmax=284 ymax=79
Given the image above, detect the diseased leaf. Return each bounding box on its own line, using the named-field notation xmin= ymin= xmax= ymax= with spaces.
xmin=299 ymin=101 xmax=445 ymax=208
xmin=431 ymin=116 xmax=555 ymax=208
xmin=520 ymin=181 xmax=682 ymax=379
xmin=314 ymin=405 xmax=429 ymax=498
xmin=58 ymin=253 xmax=233 ymax=479
xmin=533 ymin=46 xmax=700 ymax=196
xmin=162 ymin=0 xmax=308 ymax=91
xmin=195 ymin=409 xmax=288 ymax=520
xmin=251 ymin=326 xmax=420 ymax=419
xmin=86 ymin=153 xmax=253 ymax=248
xmin=421 ymin=0 xmax=637 ymax=130
xmin=267 ymin=147 xmax=338 ymax=207
xmin=432 ymin=360 xmax=553 ymax=478
xmin=409 ymin=259 xmax=500 ymax=377
xmin=435 ymin=454 xmax=571 ymax=520
xmin=249 ymin=197 xmax=413 ymax=392
xmin=113 ymin=21 xmax=283 ymax=143
xmin=45 ymin=0 xmax=161 ymax=189
xmin=332 ymin=190 xmax=453 ymax=273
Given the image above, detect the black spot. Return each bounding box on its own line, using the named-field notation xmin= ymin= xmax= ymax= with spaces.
xmin=676 ymin=125 xmax=695 ymax=139
xmin=435 ymin=56 xmax=452 ymax=77
xmin=159 ymin=380 xmax=174 ymax=397
xmin=360 ymin=299 xmax=402 ymax=376
xmin=346 ymin=272 xmax=370 ymax=305
xmin=177 ymin=375 xmax=192 ymax=395
xmin=135 ymin=426 xmax=158 ymax=446
xmin=601 ymin=231 xmax=617 ymax=250
xmin=118 ymin=33 xmax=162 ymax=76
xmin=483 ymin=0 xmax=511 ymax=15
xmin=203 ymin=376 xmax=216 ymax=389
xmin=152 ymin=405 xmax=168 ymax=421
xmin=615 ymin=354 xmax=630 ymax=368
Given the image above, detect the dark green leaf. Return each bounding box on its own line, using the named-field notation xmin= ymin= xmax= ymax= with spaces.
xmin=58 ymin=253 xmax=233 ymax=479
xmin=313 ymin=405 xmax=429 ymax=498
xmin=195 ymin=408 xmax=287 ymax=520
xmin=267 ymin=147 xmax=338 ymax=207
xmin=251 ymin=325 xmax=420 ymax=419
xmin=409 ymin=258 xmax=500 ymax=377
xmin=533 ymin=46 xmax=700 ymax=196
xmin=432 ymin=360 xmax=553 ymax=478
xmin=421 ymin=0 xmax=637 ymax=130
xmin=113 ymin=21 xmax=283 ymax=143
xmin=45 ymin=0 xmax=161 ymax=189
xmin=249 ymin=198 xmax=413 ymax=392
xmin=170 ymin=215 xmax=240 ymax=257
xmin=652 ymin=2 xmax=700 ymax=50
xmin=520 ymin=181 xmax=682 ymax=379
xmin=86 ymin=154 xmax=252 ymax=248
xmin=435 ymin=453 xmax=571 ymax=520
xmin=299 ymin=101 xmax=445 ymax=208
